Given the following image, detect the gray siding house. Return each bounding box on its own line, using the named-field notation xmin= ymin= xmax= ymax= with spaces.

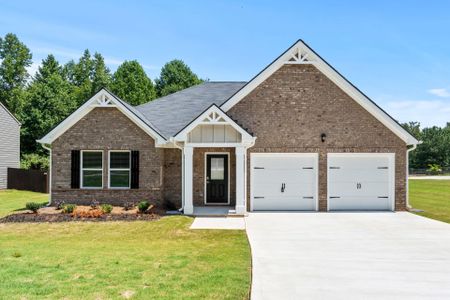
xmin=0 ymin=102 xmax=20 ymax=189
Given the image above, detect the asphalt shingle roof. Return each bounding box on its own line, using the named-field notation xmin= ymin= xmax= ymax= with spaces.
xmin=135 ymin=81 xmax=246 ymax=137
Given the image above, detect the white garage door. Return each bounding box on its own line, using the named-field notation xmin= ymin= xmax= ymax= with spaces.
xmin=251 ymin=154 xmax=318 ymax=211
xmin=328 ymin=153 xmax=395 ymax=211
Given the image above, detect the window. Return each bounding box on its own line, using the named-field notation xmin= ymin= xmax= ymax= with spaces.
xmin=109 ymin=151 xmax=131 ymax=188
xmin=81 ymin=151 xmax=103 ymax=188
xmin=210 ymin=157 xmax=225 ymax=180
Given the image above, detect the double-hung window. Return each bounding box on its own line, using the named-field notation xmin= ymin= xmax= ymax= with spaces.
xmin=109 ymin=151 xmax=131 ymax=188
xmin=81 ymin=151 xmax=103 ymax=188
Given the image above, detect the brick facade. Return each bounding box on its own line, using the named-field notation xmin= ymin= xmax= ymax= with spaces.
xmin=52 ymin=108 xmax=166 ymax=206
xmin=227 ymin=64 xmax=408 ymax=211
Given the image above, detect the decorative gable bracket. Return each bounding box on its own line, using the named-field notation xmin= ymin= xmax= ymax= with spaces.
xmin=285 ymin=45 xmax=314 ymax=64
xmin=91 ymin=91 xmax=116 ymax=107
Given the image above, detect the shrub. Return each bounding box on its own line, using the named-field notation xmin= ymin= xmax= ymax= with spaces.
xmin=90 ymin=200 xmax=100 ymax=209
xmin=62 ymin=204 xmax=76 ymax=214
xmin=20 ymin=153 xmax=49 ymax=171
xmin=100 ymin=204 xmax=113 ymax=214
xmin=123 ymin=202 xmax=135 ymax=211
xmin=25 ymin=202 xmax=42 ymax=213
xmin=137 ymin=200 xmax=150 ymax=213
xmin=427 ymin=164 xmax=442 ymax=175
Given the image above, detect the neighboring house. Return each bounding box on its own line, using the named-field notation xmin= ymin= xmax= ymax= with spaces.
xmin=0 ymin=102 xmax=21 ymax=189
xmin=38 ymin=40 xmax=419 ymax=214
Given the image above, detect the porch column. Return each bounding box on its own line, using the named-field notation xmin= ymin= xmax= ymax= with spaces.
xmin=183 ymin=146 xmax=194 ymax=214
xmin=235 ymin=146 xmax=246 ymax=214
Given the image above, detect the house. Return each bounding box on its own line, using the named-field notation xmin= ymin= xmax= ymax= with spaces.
xmin=38 ymin=40 xmax=419 ymax=214
xmin=0 ymin=102 xmax=21 ymax=189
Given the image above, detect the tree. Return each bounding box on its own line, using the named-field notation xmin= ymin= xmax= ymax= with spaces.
xmin=155 ymin=59 xmax=202 ymax=97
xmin=20 ymin=55 xmax=77 ymax=154
xmin=72 ymin=49 xmax=94 ymax=105
xmin=111 ymin=60 xmax=156 ymax=105
xmin=91 ymin=52 xmax=111 ymax=93
xmin=0 ymin=33 xmax=32 ymax=115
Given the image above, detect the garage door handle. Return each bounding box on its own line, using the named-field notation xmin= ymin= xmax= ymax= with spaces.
xmin=303 ymin=196 xmax=314 ymax=199
xmin=254 ymin=196 xmax=265 ymax=199
xmin=377 ymin=167 xmax=388 ymax=169
xmin=302 ymin=167 xmax=313 ymax=169
xmin=254 ymin=167 xmax=265 ymax=169
xmin=329 ymin=196 xmax=340 ymax=199
xmin=329 ymin=166 xmax=340 ymax=169
xmin=378 ymin=196 xmax=389 ymax=199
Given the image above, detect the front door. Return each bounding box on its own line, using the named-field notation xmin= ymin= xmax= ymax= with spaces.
xmin=206 ymin=154 xmax=229 ymax=204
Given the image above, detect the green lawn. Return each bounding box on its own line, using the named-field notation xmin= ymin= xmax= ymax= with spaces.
xmin=0 ymin=189 xmax=48 ymax=217
xmin=409 ymin=179 xmax=450 ymax=223
xmin=0 ymin=191 xmax=251 ymax=299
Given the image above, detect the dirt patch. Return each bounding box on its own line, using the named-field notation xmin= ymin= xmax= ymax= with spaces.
xmin=0 ymin=212 xmax=162 ymax=223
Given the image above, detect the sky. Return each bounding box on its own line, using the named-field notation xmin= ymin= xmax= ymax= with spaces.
xmin=1 ymin=0 xmax=449 ymax=127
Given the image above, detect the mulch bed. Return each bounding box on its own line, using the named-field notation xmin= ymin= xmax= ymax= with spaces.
xmin=0 ymin=212 xmax=162 ymax=223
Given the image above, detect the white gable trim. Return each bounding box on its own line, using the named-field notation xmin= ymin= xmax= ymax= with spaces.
xmin=220 ymin=40 xmax=419 ymax=145
xmin=174 ymin=104 xmax=255 ymax=145
xmin=37 ymin=89 xmax=166 ymax=145
xmin=0 ymin=102 xmax=21 ymax=126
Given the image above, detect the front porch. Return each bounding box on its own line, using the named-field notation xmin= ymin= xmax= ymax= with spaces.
xmin=173 ymin=105 xmax=256 ymax=215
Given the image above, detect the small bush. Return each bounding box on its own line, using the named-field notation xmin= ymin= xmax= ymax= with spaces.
xmin=123 ymin=202 xmax=135 ymax=211
xmin=100 ymin=204 xmax=113 ymax=214
xmin=62 ymin=204 xmax=76 ymax=214
xmin=427 ymin=164 xmax=442 ymax=175
xmin=90 ymin=200 xmax=100 ymax=209
xmin=26 ymin=202 xmax=42 ymax=213
xmin=137 ymin=200 xmax=150 ymax=213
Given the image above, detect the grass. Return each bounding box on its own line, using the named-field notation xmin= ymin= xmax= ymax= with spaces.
xmin=0 ymin=191 xmax=251 ymax=299
xmin=0 ymin=189 xmax=48 ymax=217
xmin=409 ymin=179 xmax=450 ymax=223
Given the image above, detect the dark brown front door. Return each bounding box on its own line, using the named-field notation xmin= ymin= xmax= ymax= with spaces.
xmin=206 ymin=154 xmax=228 ymax=204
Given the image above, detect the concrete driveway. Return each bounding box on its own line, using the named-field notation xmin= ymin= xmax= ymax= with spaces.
xmin=245 ymin=212 xmax=450 ymax=300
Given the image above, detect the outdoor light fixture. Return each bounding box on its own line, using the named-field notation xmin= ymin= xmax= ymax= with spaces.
xmin=321 ymin=133 xmax=326 ymax=142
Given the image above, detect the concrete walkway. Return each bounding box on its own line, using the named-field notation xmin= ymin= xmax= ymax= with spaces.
xmin=190 ymin=217 xmax=245 ymax=230
xmin=409 ymin=175 xmax=450 ymax=180
xmin=246 ymin=212 xmax=450 ymax=300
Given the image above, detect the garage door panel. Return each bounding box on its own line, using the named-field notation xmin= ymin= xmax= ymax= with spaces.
xmin=253 ymin=196 xmax=316 ymax=211
xmin=252 ymin=154 xmax=318 ymax=211
xmin=329 ymin=181 xmax=390 ymax=196
xmin=328 ymin=154 xmax=394 ymax=211
xmin=328 ymin=196 xmax=391 ymax=211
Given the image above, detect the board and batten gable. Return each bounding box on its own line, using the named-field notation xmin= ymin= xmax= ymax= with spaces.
xmin=227 ymin=64 xmax=408 ymax=211
xmin=0 ymin=103 xmax=20 ymax=189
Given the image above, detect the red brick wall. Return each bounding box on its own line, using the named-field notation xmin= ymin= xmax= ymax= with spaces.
xmin=227 ymin=64 xmax=408 ymax=211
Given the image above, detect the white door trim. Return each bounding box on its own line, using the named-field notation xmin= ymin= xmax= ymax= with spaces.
xmin=326 ymin=153 xmax=396 ymax=211
xmin=250 ymin=153 xmax=319 ymax=211
xmin=204 ymin=152 xmax=231 ymax=205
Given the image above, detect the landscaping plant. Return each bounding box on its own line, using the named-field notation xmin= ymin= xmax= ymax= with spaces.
xmin=62 ymin=204 xmax=76 ymax=214
xmin=138 ymin=200 xmax=150 ymax=213
xmin=123 ymin=201 xmax=134 ymax=211
xmin=90 ymin=200 xmax=100 ymax=209
xmin=25 ymin=202 xmax=42 ymax=213
xmin=100 ymin=204 xmax=113 ymax=214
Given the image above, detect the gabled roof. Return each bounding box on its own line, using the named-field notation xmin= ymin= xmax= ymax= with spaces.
xmin=220 ymin=39 xmax=419 ymax=145
xmin=173 ymin=104 xmax=255 ymax=144
xmin=0 ymin=102 xmax=21 ymax=126
xmin=136 ymin=82 xmax=246 ymax=137
xmin=38 ymin=89 xmax=166 ymax=145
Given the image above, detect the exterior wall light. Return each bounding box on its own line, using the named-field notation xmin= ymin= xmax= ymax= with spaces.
xmin=321 ymin=133 xmax=326 ymax=143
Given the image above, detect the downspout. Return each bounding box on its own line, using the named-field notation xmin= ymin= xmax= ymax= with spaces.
xmin=406 ymin=143 xmax=418 ymax=210
xmin=40 ymin=143 xmax=52 ymax=206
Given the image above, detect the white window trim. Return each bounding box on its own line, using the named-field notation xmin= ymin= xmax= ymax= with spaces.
xmin=204 ymin=152 xmax=231 ymax=205
xmin=80 ymin=150 xmax=104 ymax=189
xmin=108 ymin=150 xmax=131 ymax=189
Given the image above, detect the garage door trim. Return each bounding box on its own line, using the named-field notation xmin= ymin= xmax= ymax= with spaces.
xmin=250 ymin=153 xmax=319 ymax=211
xmin=326 ymin=153 xmax=396 ymax=211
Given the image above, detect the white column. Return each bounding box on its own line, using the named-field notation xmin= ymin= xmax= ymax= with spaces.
xmin=183 ymin=146 xmax=194 ymax=214
xmin=235 ymin=146 xmax=246 ymax=214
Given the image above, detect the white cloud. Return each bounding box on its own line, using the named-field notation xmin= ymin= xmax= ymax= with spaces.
xmin=385 ymin=99 xmax=450 ymax=127
xmin=428 ymin=88 xmax=450 ymax=98
xmin=26 ymin=62 xmax=41 ymax=77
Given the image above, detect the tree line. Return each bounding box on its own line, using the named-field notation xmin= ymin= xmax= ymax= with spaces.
xmin=0 ymin=33 xmax=202 ymax=170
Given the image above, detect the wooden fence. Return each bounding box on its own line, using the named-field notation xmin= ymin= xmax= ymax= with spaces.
xmin=7 ymin=168 xmax=49 ymax=193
